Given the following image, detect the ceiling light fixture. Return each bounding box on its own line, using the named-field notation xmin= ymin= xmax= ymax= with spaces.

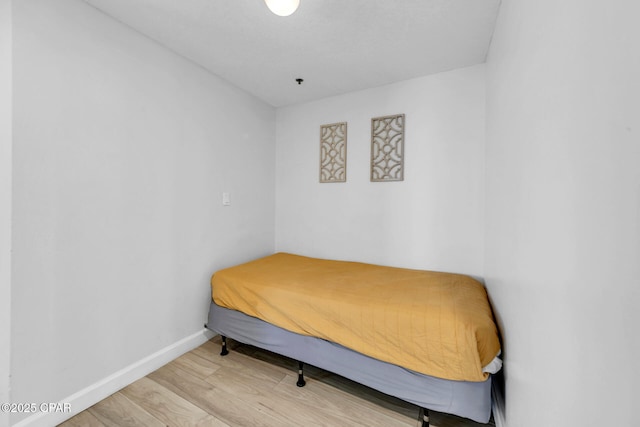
xmin=264 ymin=0 xmax=300 ymax=17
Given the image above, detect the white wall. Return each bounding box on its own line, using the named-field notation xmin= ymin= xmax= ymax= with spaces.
xmin=485 ymin=1 xmax=640 ymax=426
xmin=11 ymin=0 xmax=275 ymax=424
xmin=0 ymin=0 xmax=13 ymax=426
xmin=276 ymin=65 xmax=486 ymax=275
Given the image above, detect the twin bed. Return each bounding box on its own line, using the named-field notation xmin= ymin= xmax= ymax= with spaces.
xmin=205 ymin=253 xmax=501 ymax=426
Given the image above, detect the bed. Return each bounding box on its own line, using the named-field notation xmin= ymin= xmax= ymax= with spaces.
xmin=205 ymin=253 xmax=501 ymax=426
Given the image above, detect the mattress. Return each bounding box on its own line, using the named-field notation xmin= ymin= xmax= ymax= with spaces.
xmin=206 ymin=301 xmax=494 ymax=423
xmin=211 ymin=253 xmax=501 ymax=382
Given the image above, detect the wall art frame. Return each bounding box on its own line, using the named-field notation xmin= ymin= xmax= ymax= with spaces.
xmin=370 ymin=113 xmax=405 ymax=182
xmin=319 ymin=121 xmax=347 ymax=183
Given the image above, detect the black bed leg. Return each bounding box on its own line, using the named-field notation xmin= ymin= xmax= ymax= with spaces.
xmin=220 ymin=336 xmax=229 ymax=356
xmin=296 ymin=361 xmax=306 ymax=387
xmin=419 ymin=407 xmax=430 ymax=427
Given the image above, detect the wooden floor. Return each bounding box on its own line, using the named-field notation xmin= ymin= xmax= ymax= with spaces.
xmin=59 ymin=337 xmax=495 ymax=427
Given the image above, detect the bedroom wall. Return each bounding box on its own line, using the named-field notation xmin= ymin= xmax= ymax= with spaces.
xmin=485 ymin=0 xmax=640 ymax=426
xmin=275 ymin=65 xmax=485 ymax=275
xmin=11 ymin=0 xmax=275 ymax=424
xmin=0 ymin=1 xmax=12 ymax=426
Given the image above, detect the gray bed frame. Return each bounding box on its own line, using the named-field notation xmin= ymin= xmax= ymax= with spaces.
xmin=206 ymin=301 xmax=493 ymax=426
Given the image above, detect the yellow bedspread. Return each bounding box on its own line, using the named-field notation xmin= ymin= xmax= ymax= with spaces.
xmin=211 ymin=253 xmax=500 ymax=382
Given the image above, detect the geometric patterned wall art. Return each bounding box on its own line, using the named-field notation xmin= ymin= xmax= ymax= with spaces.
xmin=320 ymin=122 xmax=347 ymax=183
xmin=370 ymin=114 xmax=405 ymax=182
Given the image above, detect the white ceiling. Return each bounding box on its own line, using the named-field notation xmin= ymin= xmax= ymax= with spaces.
xmin=83 ymin=0 xmax=501 ymax=107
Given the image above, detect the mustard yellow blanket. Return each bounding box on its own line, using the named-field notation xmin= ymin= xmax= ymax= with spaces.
xmin=211 ymin=253 xmax=500 ymax=382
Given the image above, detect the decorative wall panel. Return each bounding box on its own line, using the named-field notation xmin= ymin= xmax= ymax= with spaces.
xmin=371 ymin=114 xmax=405 ymax=182
xmin=320 ymin=122 xmax=347 ymax=183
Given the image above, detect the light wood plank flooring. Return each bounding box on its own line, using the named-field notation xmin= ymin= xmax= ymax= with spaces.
xmin=59 ymin=337 xmax=495 ymax=427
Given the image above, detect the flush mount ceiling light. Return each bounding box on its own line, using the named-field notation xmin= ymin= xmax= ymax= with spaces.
xmin=264 ymin=0 xmax=300 ymax=16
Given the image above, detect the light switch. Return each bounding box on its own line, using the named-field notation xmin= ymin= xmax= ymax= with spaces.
xmin=222 ymin=192 xmax=231 ymax=206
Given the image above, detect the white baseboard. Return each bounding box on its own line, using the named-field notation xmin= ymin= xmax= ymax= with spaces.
xmin=12 ymin=328 xmax=215 ymax=427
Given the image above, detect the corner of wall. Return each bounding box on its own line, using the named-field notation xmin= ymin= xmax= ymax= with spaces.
xmin=491 ymin=370 xmax=506 ymax=427
xmin=0 ymin=0 xmax=13 ymax=425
